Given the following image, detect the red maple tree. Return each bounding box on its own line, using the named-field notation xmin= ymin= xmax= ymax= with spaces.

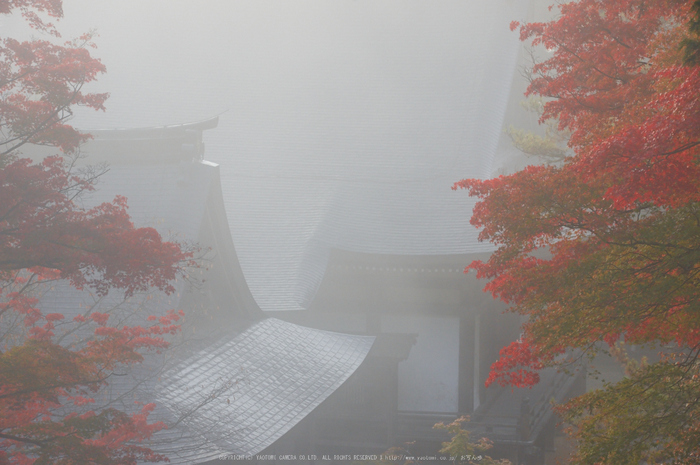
xmin=455 ymin=0 xmax=700 ymax=462
xmin=0 ymin=1 xmax=193 ymax=463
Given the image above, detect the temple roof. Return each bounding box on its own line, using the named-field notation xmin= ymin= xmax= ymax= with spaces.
xmin=214 ymin=1 xmax=529 ymax=311
xmin=153 ymin=318 xmax=373 ymax=461
xmin=60 ymin=0 xmax=531 ymax=313
xmin=33 ymin=120 xmax=374 ymax=462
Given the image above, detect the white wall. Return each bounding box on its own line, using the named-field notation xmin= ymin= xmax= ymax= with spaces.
xmin=381 ymin=315 xmax=460 ymax=413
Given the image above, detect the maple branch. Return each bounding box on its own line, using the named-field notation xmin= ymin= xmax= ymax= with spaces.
xmin=0 ymin=431 xmax=46 ymax=446
xmin=0 ymin=259 xmax=67 ymax=271
xmin=54 ymin=298 xmax=105 ymax=346
xmin=604 ymin=239 xmax=698 ymax=252
xmin=658 ymin=140 xmax=700 ymax=157
xmin=0 ymin=373 xmax=109 ymax=401
xmin=600 ymin=27 xmax=632 ymax=49
xmin=167 ymin=375 xmax=243 ymax=430
xmin=0 ymin=273 xmax=38 ymax=319
xmin=545 ymin=34 xmax=630 ymax=82
xmin=0 ymin=84 xmax=84 ymax=156
xmin=45 ymin=239 xmax=101 ymax=254
xmin=0 ymin=69 xmax=35 ymax=89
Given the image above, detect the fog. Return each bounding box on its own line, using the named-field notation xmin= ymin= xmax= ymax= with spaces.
xmin=5 ymin=0 xmax=570 ymax=460
xmin=41 ymin=1 xmax=528 ymax=314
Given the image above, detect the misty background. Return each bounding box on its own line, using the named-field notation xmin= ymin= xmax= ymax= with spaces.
xmin=17 ymin=1 xmax=531 ymax=312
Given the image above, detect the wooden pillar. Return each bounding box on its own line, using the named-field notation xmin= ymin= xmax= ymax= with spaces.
xmin=458 ymin=313 xmax=475 ymax=413
xmin=473 ymin=312 xmax=481 ymax=411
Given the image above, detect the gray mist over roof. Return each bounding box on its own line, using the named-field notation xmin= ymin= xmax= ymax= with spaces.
xmin=53 ymin=0 xmax=529 ymax=311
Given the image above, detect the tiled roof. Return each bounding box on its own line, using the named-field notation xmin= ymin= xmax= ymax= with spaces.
xmin=77 ymin=157 xmax=214 ymax=244
xmin=214 ymin=1 xmax=530 ymax=311
xmin=151 ymin=318 xmax=374 ymax=462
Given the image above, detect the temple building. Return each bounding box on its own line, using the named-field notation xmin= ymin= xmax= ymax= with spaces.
xmin=27 ymin=1 xmax=584 ymax=463
xmin=32 ymin=112 xmax=581 ymax=464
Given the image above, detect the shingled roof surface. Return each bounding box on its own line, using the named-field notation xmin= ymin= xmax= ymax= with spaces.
xmin=211 ymin=1 xmax=530 ymax=311
xmin=151 ymin=318 xmax=374 ymax=462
